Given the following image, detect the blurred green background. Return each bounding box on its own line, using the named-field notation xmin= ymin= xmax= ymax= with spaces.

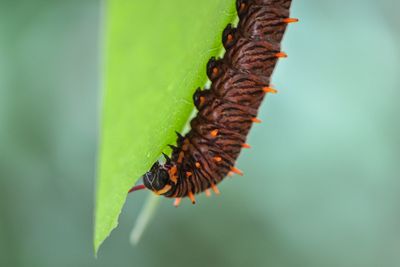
xmin=1 ymin=0 xmax=400 ymax=266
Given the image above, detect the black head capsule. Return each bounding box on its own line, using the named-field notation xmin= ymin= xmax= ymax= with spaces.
xmin=142 ymin=161 xmax=172 ymax=195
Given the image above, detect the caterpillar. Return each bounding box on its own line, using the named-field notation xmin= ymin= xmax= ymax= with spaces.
xmin=129 ymin=0 xmax=297 ymax=206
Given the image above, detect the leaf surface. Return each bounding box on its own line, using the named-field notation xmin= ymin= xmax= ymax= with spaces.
xmin=94 ymin=0 xmax=236 ymax=254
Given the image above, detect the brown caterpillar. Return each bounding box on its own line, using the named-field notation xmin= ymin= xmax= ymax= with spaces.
xmin=130 ymin=0 xmax=297 ymax=206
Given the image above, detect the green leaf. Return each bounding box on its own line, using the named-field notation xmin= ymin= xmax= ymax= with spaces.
xmin=94 ymin=0 xmax=237 ymax=254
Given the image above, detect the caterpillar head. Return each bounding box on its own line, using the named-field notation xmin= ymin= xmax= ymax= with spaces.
xmin=142 ymin=161 xmax=172 ymax=195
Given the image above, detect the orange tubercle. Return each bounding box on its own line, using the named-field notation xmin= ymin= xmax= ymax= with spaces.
xmin=177 ymin=151 xmax=184 ymax=163
xmin=263 ymin=87 xmax=278 ymax=94
xmin=205 ymin=189 xmax=211 ymax=197
xmin=210 ymin=129 xmax=219 ymax=137
xmin=199 ymin=96 xmax=205 ymax=106
xmin=182 ymin=140 xmax=189 ymax=151
xmin=275 ymin=52 xmax=288 ymax=58
xmin=251 ymin=117 xmax=262 ymax=123
xmin=214 ymin=156 xmax=222 ymax=162
xmin=173 ymin=198 xmax=182 ymax=207
xmin=283 ymin=18 xmax=299 ymax=24
xmin=169 ymin=165 xmax=178 ymax=184
xmin=188 ymin=192 xmax=196 ymax=204
xmin=186 ymin=171 xmax=192 ymax=177
xmin=195 ymin=162 xmax=201 ymax=168
xmin=212 ymin=67 xmax=219 ymax=75
xmin=170 ymin=174 xmax=178 ymax=184
xmin=210 ymin=183 xmax=220 ymax=195
xmin=242 ymin=143 xmax=251 ymax=149
xmin=231 ymin=167 xmax=243 ymax=176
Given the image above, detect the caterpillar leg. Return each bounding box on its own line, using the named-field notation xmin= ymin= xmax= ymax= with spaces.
xmin=205 ymin=189 xmax=211 ymax=197
xmin=231 ymin=167 xmax=244 ymax=176
xmin=173 ymin=198 xmax=182 ymax=207
xmin=188 ymin=192 xmax=196 ymax=204
xmin=210 ymin=183 xmax=220 ymax=195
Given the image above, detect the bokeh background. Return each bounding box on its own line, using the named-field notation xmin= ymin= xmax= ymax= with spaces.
xmin=1 ymin=0 xmax=400 ymax=266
